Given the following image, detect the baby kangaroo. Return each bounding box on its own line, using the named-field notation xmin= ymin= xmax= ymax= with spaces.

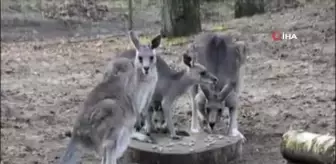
xmin=148 ymin=100 xmax=168 ymax=133
xmin=189 ymin=33 xmax=247 ymax=141
xmin=59 ymin=31 xmax=161 ymax=164
xmin=147 ymin=101 xmax=190 ymax=137
xmin=119 ymin=49 xmax=218 ymax=139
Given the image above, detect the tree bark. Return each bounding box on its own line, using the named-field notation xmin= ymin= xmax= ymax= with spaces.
xmin=161 ymin=0 xmax=202 ymax=37
xmin=128 ymin=0 xmax=133 ymax=30
xmin=234 ymin=0 xmax=265 ymax=18
xmin=121 ymin=132 xmax=243 ymax=164
xmin=281 ymin=130 xmax=335 ymax=164
xmin=203 ymin=0 xmax=220 ymax=2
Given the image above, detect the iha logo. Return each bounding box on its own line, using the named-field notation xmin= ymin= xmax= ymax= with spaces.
xmin=272 ymin=31 xmax=298 ymax=41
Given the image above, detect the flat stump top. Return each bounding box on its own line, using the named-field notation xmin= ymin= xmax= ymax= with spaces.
xmin=130 ymin=132 xmax=240 ymax=154
xmin=123 ymin=132 xmax=243 ymax=164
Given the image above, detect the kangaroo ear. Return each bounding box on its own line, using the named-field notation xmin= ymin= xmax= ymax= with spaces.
xmin=187 ymin=45 xmax=197 ymax=66
xmin=182 ymin=53 xmax=193 ymax=67
xmin=151 ymin=34 xmax=161 ymax=49
xmin=129 ymin=31 xmax=140 ymax=50
xmin=200 ymin=85 xmax=211 ymax=100
xmin=218 ymin=82 xmax=235 ymax=101
xmin=235 ymin=41 xmax=247 ymax=65
xmin=153 ymin=101 xmax=160 ymax=111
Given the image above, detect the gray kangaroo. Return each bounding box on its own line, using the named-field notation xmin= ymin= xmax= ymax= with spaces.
xmin=148 ymin=100 xmax=168 ymax=133
xmin=147 ymin=101 xmax=189 ymax=137
xmin=189 ymin=33 xmax=247 ymax=141
xmin=59 ymin=31 xmax=161 ymax=164
xmin=113 ymin=49 xmax=218 ymax=140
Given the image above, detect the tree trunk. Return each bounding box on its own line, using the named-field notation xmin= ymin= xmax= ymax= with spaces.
xmin=128 ymin=0 xmax=133 ymax=30
xmin=161 ymin=0 xmax=202 ymax=37
xmin=281 ymin=130 xmax=335 ymax=164
xmin=234 ymin=0 xmax=265 ymax=18
xmin=120 ymin=132 xmax=243 ymax=164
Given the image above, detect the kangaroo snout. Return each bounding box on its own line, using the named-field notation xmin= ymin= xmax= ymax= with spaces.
xmin=209 ymin=122 xmax=215 ymax=129
xmin=143 ymin=66 xmax=150 ymax=74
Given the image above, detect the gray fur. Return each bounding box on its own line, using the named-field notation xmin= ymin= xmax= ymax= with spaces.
xmin=60 ymin=31 xmax=161 ymax=164
xmin=189 ymin=33 xmax=247 ymax=141
xmin=115 ymin=48 xmax=218 ymax=140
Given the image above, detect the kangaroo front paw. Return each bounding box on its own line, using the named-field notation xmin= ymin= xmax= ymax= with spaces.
xmin=191 ymin=127 xmax=200 ymax=133
xmin=203 ymin=127 xmax=213 ymax=134
xmin=170 ymin=134 xmax=182 ymax=140
xmin=229 ymin=129 xmax=246 ymax=143
xmin=191 ymin=122 xmax=201 ymax=133
xmin=146 ymin=135 xmax=157 ymax=144
xmin=132 ymin=132 xmax=156 ymax=144
xmin=176 ymin=130 xmax=190 ymax=137
xmin=141 ymin=135 xmax=157 ymax=144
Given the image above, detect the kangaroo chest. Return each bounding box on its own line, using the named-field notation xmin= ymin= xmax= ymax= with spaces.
xmin=134 ymin=75 xmax=158 ymax=113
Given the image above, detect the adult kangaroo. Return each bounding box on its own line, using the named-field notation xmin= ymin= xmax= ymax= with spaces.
xmin=110 ymin=45 xmax=218 ymax=140
xmin=59 ymin=31 xmax=161 ymax=164
xmin=189 ymin=33 xmax=247 ymax=141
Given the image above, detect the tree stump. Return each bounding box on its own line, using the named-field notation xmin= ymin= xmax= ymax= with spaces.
xmin=121 ymin=132 xmax=243 ymax=164
xmin=234 ymin=0 xmax=265 ymax=18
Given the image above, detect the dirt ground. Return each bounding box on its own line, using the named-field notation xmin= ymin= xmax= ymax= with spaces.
xmin=1 ymin=0 xmax=335 ymax=164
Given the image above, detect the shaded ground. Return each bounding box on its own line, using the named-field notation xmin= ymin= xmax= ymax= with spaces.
xmin=1 ymin=1 xmax=335 ymax=164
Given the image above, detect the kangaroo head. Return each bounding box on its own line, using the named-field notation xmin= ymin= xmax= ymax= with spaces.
xmin=149 ymin=101 xmax=166 ymax=132
xmin=204 ymin=98 xmax=224 ymax=130
xmin=201 ymin=82 xmax=235 ymax=130
xmin=231 ymin=40 xmax=248 ymax=66
xmin=129 ymin=31 xmax=162 ymax=75
xmin=182 ymin=53 xmax=218 ymax=85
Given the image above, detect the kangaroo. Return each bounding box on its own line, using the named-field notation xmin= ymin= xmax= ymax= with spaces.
xmin=132 ymin=101 xmax=167 ymax=134
xmin=59 ymin=31 xmax=161 ymax=164
xmin=148 ymin=100 xmax=168 ymax=133
xmin=146 ymin=100 xmax=190 ymax=137
xmin=189 ymin=33 xmax=247 ymax=141
xmin=115 ymin=49 xmax=218 ymax=140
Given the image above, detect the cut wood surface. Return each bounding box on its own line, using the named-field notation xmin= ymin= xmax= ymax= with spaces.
xmin=281 ymin=130 xmax=335 ymax=164
xmin=121 ymin=132 xmax=242 ymax=164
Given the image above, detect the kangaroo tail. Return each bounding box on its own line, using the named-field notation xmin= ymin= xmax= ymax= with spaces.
xmin=206 ymin=34 xmax=228 ymax=54
xmin=204 ymin=34 xmax=228 ymax=73
xmin=59 ymin=137 xmax=78 ymax=164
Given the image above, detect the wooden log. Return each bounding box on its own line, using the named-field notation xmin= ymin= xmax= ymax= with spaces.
xmin=120 ymin=132 xmax=243 ymax=164
xmin=280 ymin=130 xmax=335 ymax=164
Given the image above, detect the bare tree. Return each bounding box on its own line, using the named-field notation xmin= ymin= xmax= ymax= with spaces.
xmin=128 ymin=0 xmax=133 ymax=30
xmin=234 ymin=0 xmax=265 ymax=18
xmin=161 ymin=0 xmax=202 ymax=37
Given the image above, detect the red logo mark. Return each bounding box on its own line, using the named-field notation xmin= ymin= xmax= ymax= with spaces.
xmin=272 ymin=31 xmax=282 ymax=41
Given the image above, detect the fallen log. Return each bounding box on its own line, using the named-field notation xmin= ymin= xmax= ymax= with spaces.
xmin=120 ymin=132 xmax=243 ymax=164
xmin=281 ymin=130 xmax=335 ymax=164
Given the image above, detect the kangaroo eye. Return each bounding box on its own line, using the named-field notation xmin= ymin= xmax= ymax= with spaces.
xmin=149 ymin=56 xmax=154 ymax=61
xmin=161 ymin=120 xmax=165 ymax=124
xmin=200 ymin=71 xmax=206 ymax=76
xmin=218 ymin=108 xmax=223 ymax=113
xmin=138 ymin=56 xmax=143 ymax=63
xmin=154 ymin=119 xmax=158 ymax=123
